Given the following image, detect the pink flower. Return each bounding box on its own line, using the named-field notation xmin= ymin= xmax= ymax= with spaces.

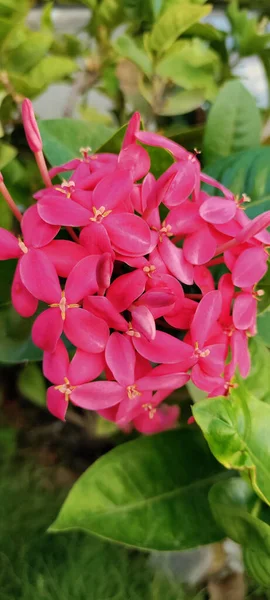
xmin=22 ymin=99 xmax=42 ymax=153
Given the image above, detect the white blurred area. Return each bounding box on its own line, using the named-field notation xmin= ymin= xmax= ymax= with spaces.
xmin=28 ymin=6 xmax=269 ymax=119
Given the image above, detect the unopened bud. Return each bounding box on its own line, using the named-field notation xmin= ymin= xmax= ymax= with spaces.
xmin=22 ymin=98 xmax=42 ymax=153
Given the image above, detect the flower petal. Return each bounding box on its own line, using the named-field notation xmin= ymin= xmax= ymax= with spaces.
xmin=47 ymin=386 xmax=68 ymax=421
xmin=122 ymin=112 xmax=141 ymax=148
xmin=183 ymin=225 xmax=217 ymax=265
xmin=199 ymin=197 xmax=236 ymax=224
xmin=43 ymin=339 xmax=69 ymax=384
xmin=233 ymin=293 xmax=256 ymax=331
xmin=190 ymin=290 xmax=222 ymax=348
xmin=65 ymin=255 xmax=99 ymax=304
xmin=20 ymin=248 xmax=61 ymax=303
xmin=0 ymin=228 xmax=21 ymax=259
xmin=158 ymin=237 xmax=194 ymax=285
xmin=80 ymin=222 xmax=113 ymax=255
xmin=135 ymin=131 xmax=190 ymax=161
xmin=133 ymin=330 xmax=193 ymax=364
xmin=118 ymin=144 xmax=150 ymax=181
xmin=38 ymin=196 xmax=90 ymax=226
xmin=84 ymin=296 xmax=127 ymax=331
xmin=105 ymin=213 xmax=151 ymax=256
xmin=105 ymin=332 xmax=135 ymax=386
xmin=11 ymin=262 xmax=38 ymax=317
xmin=106 ymin=270 xmax=146 ymax=312
xmin=64 ymin=308 xmax=109 ymax=353
xmin=32 ymin=308 xmax=63 ymax=352
xmin=232 ymin=247 xmax=268 ymax=288
xmin=131 ymin=305 xmax=156 ymax=341
xmin=136 ymin=369 xmax=189 ymax=391
xmin=21 ymin=204 xmax=59 ymax=248
xmin=93 ymin=169 xmax=133 ymax=210
xmin=68 ymin=349 xmax=105 ymax=385
xmin=167 ymin=202 xmax=201 ymax=234
xmin=71 ymin=381 xmax=124 ymax=409
xmin=191 ymin=363 xmax=223 ymax=393
xmin=200 ymin=343 xmax=226 ymax=377
xmin=231 ymin=330 xmax=250 ymax=378
xmin=193 ymin=265 xmax=215 ymax=294
xmin=163 ymin=161 xmax=196 ymax=208
xmin=42 ymin=240 xmax=88 ymax=278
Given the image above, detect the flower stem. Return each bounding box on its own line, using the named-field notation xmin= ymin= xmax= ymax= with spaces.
xmin=35 ymin=150 xmax=52 ymax=188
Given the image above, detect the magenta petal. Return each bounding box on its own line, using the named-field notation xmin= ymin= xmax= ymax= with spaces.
xmin=159 ymin=237 xmax=193 ymax=285
xmin=38 ymin=196 xmax=90 ymax=226
xmin=71 ymin=381 xmax=124 ymax=409
xmin=231 ymin=330 xmax=250 ymax=377
xmin=232 ymin=247 xmax=268 ymax=287
xmin=233 ymin=293 xmax=256 ymax=331
xmin=193 ymin=265 xmax=214 ymax=294
xmin=118 ymin=144 xmax=150 ymax=181
xmin=96 ymin=252 xmax=113 ymax=293
xmin=93 ymin=169 xmax=133 ymax=211
xmin=167 ymin=203 xmax=201 ymax=234
xmin=191 ymin=290 xmax=222 ymax=348
xmin=64 ymin=308 xmax=109 ymax=353
xmin=11 ymin=262 xmax=38 ymax=317
xmin=47 ymin=386 xmax=68 ymax=421
xmin=200 ymin=343 xmax=226 ymax=377
xmin=32 ymin=308 xmax=63 ymax=352
xmin=21 ymin=205 xmax=59 ymax=248
xmin=122 ymin=112 xmax=141 ymax=148
xmin=65 ymin=255 xmax=99 ymax=303
xmin=20 ymin=248 xmax=61 ymax=303
xmin=80 ymin=222 xmax=113 ymax=255
xmin=0 ymin=228 xmax=21 ymax=259
xmin=106 ymin=270 xmax=146 ymax=312
xmin=68 ymin=350 xmax=105 ymax=385
xmin=41 ymin=240 xmax=88 ymax=278
xmin=135 ymin=131 xmax=190 ymax=161
xmin=43 ymin=339 xmax=69 ymax=384
xmin=199 ymin=197 xmax=236 ymax=224
xmin=163 ymin=161 xmax=196 ymax=208
xmin=137 ymin=370 xmax=189 ymax=391
xmin=133 ymin=330 xmax=193 ymax=364
xmin=165 ymin=297 xmax=197 ymax=329
xmin=133 ymin=404 xmax=179 ymax=434
xmin=105 ymin=332 xmax=135 ymax=386
xmin=183 ymin=225 xmax=217 ymax=265
xmin=236 ymin=210 xmax=270 ymax=243
xmin=84 ymin=296 xmax=127 ymax=331
xmin=191 ymin=363 xmax=223 ymax=393
xmin=105 ymin=213 xmax=151 ymax=256
xmin=131 ymin=305 xmax=156 ymax=341
xmin=218 ymin=273 xmax=234 ymax=322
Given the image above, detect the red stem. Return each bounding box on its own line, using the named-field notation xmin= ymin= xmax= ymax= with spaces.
xmin=35 ymin=150 xmax=52 ymax=188
xmin=206 ymin=256 xmax=225 ymax=267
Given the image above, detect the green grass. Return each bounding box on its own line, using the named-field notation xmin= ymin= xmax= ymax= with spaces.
xmin=0 ymin=457 xmax=201 ymax=600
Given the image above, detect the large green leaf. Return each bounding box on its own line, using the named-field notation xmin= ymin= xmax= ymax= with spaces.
xmin=5 ymin=31 xmax=53 ymax=74
xmin=157 ymin=88 xmax=205 ymax=116
xmin=203 ymin=81 xmax=261 ymax=164
xmin=257 ymin=309 xmax=270 ymax=348
xmin=241 ymin=336 xmax=270 ymax=403
xmin=209 ymin=477 xmax=270 ymax=586
xmin=150 ymin=3 xmax=211 ymax=56
xmin=114 ymin=35 xmax=152 ymax=76
xmin=39 ymin=119 xmax=115 ymax=166
xmin=204 ymin=146 xmax=270 ymax=219
xmin=95 ymin=124 xmax=127 ymax=154
xmin=50 ymin=429 xmax=225 ymax=550
xmin=193 ymin=387 xmax=270 ymax=506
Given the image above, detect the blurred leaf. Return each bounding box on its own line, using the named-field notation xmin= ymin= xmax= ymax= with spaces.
xmin=0 ymin=306 xmax=42 ymax=364
xmin=95 ymin=415 xmax=118 ymax=437
xmin=5 ymin=31 xmax=53 ymax=74
xmin=79 ymin=105 xmax=114 ymax=126
xmin=150 ymin=3 xmax=211 ymax=56
xmin=39 ymin=119 xmax=115 ymax=166
xmin=156 ymin=39 xmax=220 ymax=97
xmin=228 ymin=0 xmax=270 ymax=56
xmin=0 ymin=260 xmax=16 ymax=306
xmin=143 ymin=144 xmax=174 ymax=178
xmin=158 ymin=88 xmax=205 ymax=116
xmin=0 ymin=427 xmax=17 ymax=459
xmin=41 ymin=1 xmax=53 ymax=31
xmin=203 ymin=81 xmax=261 ymax=165
xmin=209 ymin=477 xmax=270 ymax=586
xmin=114 ymin=35 xmax=152 ymax=77
xmin=204 ymin=146 xmax=270 ymax=218
xmin=0 ymin=17 xmax=17 ymax=45
xmin=240 ymin=336 xmax=270 ymax=403
xmin=164 ymin=123 xmax=204 ymax=152
xmin=18 ymin=363 xmax=46 ymax=408
xmin=28 ymin=56 xmax=77 ymax=90
xmin=0 ymin=141 xmax=17 ymax=170
xmin=161 ymin=0 xmax=207 ymax=10
xmin=185 ymin=22 xmax=225 ymax=41
xmin=257 ymin=309 xmax=270 ymax=348
xmin=50 ymin=428 xmax=224 ymax=550
xmin=193 ymin=386 xmax=270 ymax=506
xmin=0 ymin=196 xmax=12 ymax=230
xmin=0 ymin=0 xmax=30 ymax=19
xmin=52 ymin=34 xmax=85 ymax=58
xmin=256 ymin=270 xmax=270 ymax=315
xmin=123 ymin=0 xmax=154 ymax=27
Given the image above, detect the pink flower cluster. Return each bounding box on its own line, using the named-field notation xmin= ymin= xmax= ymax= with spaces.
xmin=0 ymin=100 xmax=269 ymax=434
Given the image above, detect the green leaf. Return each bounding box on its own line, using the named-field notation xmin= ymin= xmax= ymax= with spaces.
xmin=228 ymin=0 xmax=270 ymax=56
xmin=0 ymin=260 xmax=16 ymax=306
xmin=5 ymin=31 xmax=53 ymax=74
xmin=209 ymin=477 xmax=270 ymax=586
xmin=114 ymin=35 xmax=152 ymax=77
xmin=50 ymin=428 xmax=225 ymax=550
xmin=79 ymin=105 xmax=114 ymax=126
xmin=241 ymin=336 xmax=270 ymax=403
xmin=143 ymin=144 xmax=174 ymax=178
xmin=18 ymin=363 xmax=46 ymax=408
xmin=0 ymin=141 xmax=17 ymax=170
xmin=39 ymin=119 xmax=115 ymax=166
xmin=257 ymin=309 xmax=270 ymax=348
xmin=156 ymin=39 xmax=220 ymax=97
xmin=185 ymin=22 xmax=225 ymax=41
xmin=96 ymin=124 xmax=128 ymax=154
xmin=150 ymin=3 xmax=211 ymax=55
xmin=204 ymin=146 xmax=270 ymax=219
xmin=157 ymin=88 xmax=205 ymax=116
xmin=0 ymin=306 xmax=43 ymax=364
xmin=203 ymin=81 xmax=261 ymax=164
xmin=28 ymin=56 xmax=77 ymax=90
xmin=193 ymin=386 xmax=270 ymax=506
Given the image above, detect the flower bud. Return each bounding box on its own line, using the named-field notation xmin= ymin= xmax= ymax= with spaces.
xmin=22 ymin=98 xmax=42 ymax=153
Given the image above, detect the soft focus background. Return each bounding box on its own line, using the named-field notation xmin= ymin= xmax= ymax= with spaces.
xmin=1 ymin=1 xmax=270 ymax=598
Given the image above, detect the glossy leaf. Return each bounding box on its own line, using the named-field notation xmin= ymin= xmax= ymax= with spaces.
xmin=240 ymin=336 xmax=270 ymax=403
xmin=157 ymin=89 xmax=205 ymax=116
xmin=50 ymin=428 xmax=225 ymax=550
xmin=193 ymin=386 xmax=270 ymax=506
xmin=114 ymin=35 xmax=152 ymax=76
xmin=203 ymin=81 xmax=261 ymax=164
xmin=209 ymin=477 xmax=270 ymax=586
xmin=150 ymin=3 xmax=211 ymax=55
xmin=205 ymin=146 xmax=270 ymax=219
xmin=18 ymin=363 xmax=46 ymax=407
xmin=39 ymin=119 xmax=115 ymax=166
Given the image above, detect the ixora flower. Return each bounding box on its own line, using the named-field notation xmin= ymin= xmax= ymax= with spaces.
xmin=0 ymin=98 xmax=269 ymax=432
